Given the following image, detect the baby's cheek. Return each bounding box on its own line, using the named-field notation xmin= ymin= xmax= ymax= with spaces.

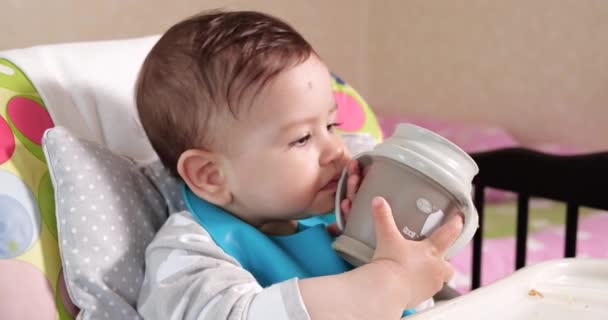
xmin=277 ymin=176 xmax=318 ymax=207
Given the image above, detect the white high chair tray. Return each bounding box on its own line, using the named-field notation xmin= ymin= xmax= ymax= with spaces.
xmin=412 ymin=258 xmax=608 ymax=319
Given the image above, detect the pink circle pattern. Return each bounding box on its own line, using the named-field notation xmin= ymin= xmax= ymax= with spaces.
xmin=334 ymin=92 xmax=365 ymax=132
xmin=0 ymin=116 xmax=15 ymax=164
xmin=0 ymin=260 xmax=57 ymax=320
xmin=7 ymin=96 xmax=53 ymax=145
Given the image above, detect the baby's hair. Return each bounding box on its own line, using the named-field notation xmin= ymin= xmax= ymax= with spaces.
xmin=136 ymin=10 xmax=315 ymax=176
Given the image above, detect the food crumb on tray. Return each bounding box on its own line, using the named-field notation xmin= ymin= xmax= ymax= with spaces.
xmin=528 ymin=289 xmax=544 ymax=298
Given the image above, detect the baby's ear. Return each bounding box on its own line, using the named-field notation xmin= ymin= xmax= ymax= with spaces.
xmin=177 ymin=149 xmax=232 ymax=206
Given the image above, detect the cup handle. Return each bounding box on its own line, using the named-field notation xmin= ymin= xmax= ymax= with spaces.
xmin=334 ymin=168 xmax=348 ymax=231
xmin=444 ymin=196 xmax=479 ymax=258
xmin=334 ymin=152 xmax=373 ymax=232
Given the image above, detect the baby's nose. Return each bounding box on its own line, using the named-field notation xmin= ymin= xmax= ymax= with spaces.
xmin=320 ymin=140 xmax=345 ymax=167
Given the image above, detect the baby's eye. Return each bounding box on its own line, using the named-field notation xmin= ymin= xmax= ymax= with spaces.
xmin=290 ymin=134 xmax=311 ymax=147
xmin=327 ymin=122 xmax=342 ymax=132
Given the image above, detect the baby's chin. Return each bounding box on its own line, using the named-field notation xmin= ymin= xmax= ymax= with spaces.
xmin=275 ymin=191 xmax=336 ymax=221
xmin=305 ymin=193 xmax=337 ymax=216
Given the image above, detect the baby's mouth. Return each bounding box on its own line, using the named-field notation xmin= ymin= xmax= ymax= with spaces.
xmin=321 ymin=175 xmax=341 ymax=191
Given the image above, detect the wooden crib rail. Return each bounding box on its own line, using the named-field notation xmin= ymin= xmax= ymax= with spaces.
xmin=468 ymin=147 xmax=608 ymax=290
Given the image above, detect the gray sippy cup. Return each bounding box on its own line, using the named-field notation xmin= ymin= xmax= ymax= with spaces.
xmin=332 ymin=123 xmax=479 ymax=267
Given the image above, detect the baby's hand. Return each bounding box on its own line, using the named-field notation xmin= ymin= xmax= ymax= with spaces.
xmin=339 ymin=159 xmax=369 ymax=219
xmin=370 ymin=197 xmax=462 ymax=307
xmin=327 ymin=159 xmax=368 ymax=236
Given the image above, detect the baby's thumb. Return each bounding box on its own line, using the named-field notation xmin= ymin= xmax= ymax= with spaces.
xmin=372 ymin=197 xmax=400 ymax=244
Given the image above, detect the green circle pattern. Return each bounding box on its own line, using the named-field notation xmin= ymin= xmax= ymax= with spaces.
xmin=38 ymin=171 xmax=57 ymax=240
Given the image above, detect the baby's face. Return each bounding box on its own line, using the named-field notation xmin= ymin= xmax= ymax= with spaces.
xmin=222 ymin=55 xmax=349 ymax=226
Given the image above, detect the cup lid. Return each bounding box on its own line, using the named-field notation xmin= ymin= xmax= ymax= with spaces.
xmin=373 ymin=124 xmax=479 ymax=198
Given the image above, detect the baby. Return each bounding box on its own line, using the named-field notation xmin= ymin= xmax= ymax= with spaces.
xmin=135 ymin=10 xmax=462 ymax=320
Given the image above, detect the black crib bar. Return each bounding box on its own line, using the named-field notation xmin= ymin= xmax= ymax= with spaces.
xmin=565 ymin=203 xmax=579 ymax=257
xmin=515 ymin=194 xmax=529 ymax=270
xmin=471 ymin=183 xmax=485 ymax=289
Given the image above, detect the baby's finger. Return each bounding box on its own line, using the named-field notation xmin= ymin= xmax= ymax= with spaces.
xmin=355 ymin=160 xmax=362 ymax=175
xmin=371 ymin=197 xmax=400 ymax=244
xmin=340 ymin=198 xmax=351 ymax=218
xmin=443 ymin=262 xmax=454 ymax=282
xmin=346 ymin=160 xmax=356 ymax=176
xmin=362 ymin=163 xmax=371 ymax=177
xmin=347 ymin=174 xmax=360 ymax=201
xmin=326 ymin=223 xmax=340 ymax=237
xmin=427 ymin=214 xmax=463 ymax=254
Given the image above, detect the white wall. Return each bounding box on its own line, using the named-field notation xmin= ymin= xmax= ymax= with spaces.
xmin=0 ymin=0 xmax=370 ymax=96
xmin=368 ymin=0 xmax=608 ymax=151
xmin=2 ymin=0 xmax=607 ymax=150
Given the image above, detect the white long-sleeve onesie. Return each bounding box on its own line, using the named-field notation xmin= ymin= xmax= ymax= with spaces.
xmin=137 ymin=211 xmax=310 ymax=320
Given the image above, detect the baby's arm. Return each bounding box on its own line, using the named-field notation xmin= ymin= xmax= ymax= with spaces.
xmin=138 ymin=211 xmax=308 ymax=320
xmin=139 ymin=205 xmax=460 ymax=320
xmin=300 ymin=197 xmax=461 ymax=319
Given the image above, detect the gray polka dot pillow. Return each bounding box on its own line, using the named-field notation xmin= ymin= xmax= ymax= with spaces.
xmin=42 ymin=126 xmax=178 ymax=319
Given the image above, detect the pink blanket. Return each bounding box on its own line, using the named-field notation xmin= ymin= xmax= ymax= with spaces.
xmin=449 ymin=212 xmax=608 ymax=292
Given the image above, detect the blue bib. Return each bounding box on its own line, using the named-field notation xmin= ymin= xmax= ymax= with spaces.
xmin=182 ymin=185 xmax=416 ymax=317
xmin=183 ymin=185 xmax=352 ymax=287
